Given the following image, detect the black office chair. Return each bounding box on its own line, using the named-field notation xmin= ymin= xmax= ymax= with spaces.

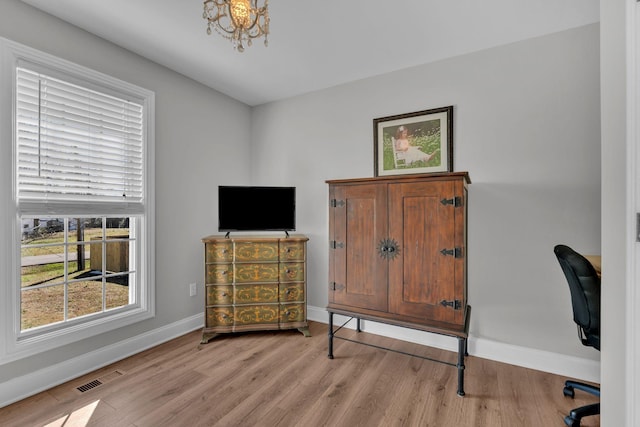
xmin=554 ymin=244 xmax=600 ymax=427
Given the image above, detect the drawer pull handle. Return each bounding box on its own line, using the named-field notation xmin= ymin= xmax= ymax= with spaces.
xmin=285 ymin=269 xmax=291 ymax=274
xmin=285 ymin=289 xmax=291 ymax=295
xmin=221 ymin=292 xmax=227 ymax=297
xmin=221 ymin=270 xmax=227 ymax=275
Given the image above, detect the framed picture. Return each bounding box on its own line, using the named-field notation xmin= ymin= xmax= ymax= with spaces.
xmin=373 ymin=106 xmax=453 ymax=177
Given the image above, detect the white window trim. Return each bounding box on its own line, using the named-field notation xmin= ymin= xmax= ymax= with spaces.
xmin=0 ymin=38 xmax=155 ymax=364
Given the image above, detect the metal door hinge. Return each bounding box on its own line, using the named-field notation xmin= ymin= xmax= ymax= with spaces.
xmin=331 ymin=240 xmax=344 ymax=249
xmin=440 ymin=196 xmax=462 ymax=207
xmin=440 ymin=247 xmax=463 ymax=258
xmin=440 ymin=299 xmax=462 ymax=310
xmin=330 ymin=282 xmax=344 ymax=291
xmin=330 ymin=199 xmax=345 ymax=208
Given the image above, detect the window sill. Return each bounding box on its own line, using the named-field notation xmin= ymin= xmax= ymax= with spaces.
xmin=1 ymin=305 xmax=154 ymax=365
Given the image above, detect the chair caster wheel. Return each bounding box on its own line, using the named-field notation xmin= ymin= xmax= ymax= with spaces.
xmin=564 ymin=415 xmax=579 ymax=427
xmin=563 ymin=385 xmax=575 ymax=398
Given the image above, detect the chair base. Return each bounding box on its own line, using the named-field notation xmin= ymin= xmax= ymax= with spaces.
xmin=563 ymin=380 xmax=600 ymax=426
xmin=564 ymin=403 xmax=600 ymax=427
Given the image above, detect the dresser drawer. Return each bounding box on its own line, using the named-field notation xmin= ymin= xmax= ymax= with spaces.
xmin=280 ymin=241 xmax=305 ymax=261
xmin=279 ymin=262 xmax=305 ymax=282
xmin=234 ymin=263 xmax=279 ymax=283
xmin=206 ymin=285 xmax=233 ymax=305
xmin=234 ymin=241 xmax=279 ymax=262
xmin=235 ymin=283 xmax=279 ymax=304
xmin=205 ymin=241 xmax=232 ymax=263
xmin=280 ymin=283 xmax=304 ymax=302
xmin=206 ymin=306 xmax=234 ymax=327
xmin=234 ymin=304 xmax=280 ymax=325
xmin=206 ymin=264 xmax=233 ymax=284
xmin=280 ymin=303 xmax=305 ymax=323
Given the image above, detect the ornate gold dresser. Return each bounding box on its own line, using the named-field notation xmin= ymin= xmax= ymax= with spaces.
xmin=201 ymin=234 xmax=310 ymax=343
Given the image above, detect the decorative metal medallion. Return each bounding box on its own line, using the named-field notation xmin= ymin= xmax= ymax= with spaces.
xmin=377 ymin=238 xmax=400 ymax=260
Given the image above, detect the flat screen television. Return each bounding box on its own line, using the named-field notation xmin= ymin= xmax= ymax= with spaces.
xmin=218 ymin=186 xmax=296 ymax=233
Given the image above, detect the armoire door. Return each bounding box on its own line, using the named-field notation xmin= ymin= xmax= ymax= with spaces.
xmin=329 ymin=183 xmax=388 ymax=312
xmin=387 ymin=179 xmax=466 ymax=325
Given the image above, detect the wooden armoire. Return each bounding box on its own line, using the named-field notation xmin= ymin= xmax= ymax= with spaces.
xmin=326 ymin=172 xmax=470 ymax=395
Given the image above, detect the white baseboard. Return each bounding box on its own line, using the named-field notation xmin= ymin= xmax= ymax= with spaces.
xmin=0 ymin=314 xmax=203 ymax=408
xmin=307 ymin=305 xmax=600 ymax=384
xmin=1 ymin=306 xmax=600 ymax=408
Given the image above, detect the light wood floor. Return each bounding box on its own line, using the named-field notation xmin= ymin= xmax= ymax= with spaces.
xmin=0 ymin=321 xmax=599 ymax=427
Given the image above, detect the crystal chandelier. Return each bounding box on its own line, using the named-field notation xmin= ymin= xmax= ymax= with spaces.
xmin=203 ymin=0 xmax=269 ymax=52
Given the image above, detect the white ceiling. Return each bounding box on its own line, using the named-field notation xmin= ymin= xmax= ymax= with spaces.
xmin=20 ymin=0 xmax=599 ymax=106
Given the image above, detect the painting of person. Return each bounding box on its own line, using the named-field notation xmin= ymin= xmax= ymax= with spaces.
xmin=393 ymin=125 xmax=439 ymax=165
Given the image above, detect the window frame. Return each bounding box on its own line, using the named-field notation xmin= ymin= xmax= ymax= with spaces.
xmin=0 ymin=38 xmax=155 ymax=364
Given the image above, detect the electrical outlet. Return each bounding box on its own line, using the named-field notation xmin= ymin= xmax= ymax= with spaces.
xmin=189 ymin=283 xmax=197 ymax=297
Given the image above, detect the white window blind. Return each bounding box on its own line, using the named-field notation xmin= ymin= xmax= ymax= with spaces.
xmin=16 ymin=66 xmax=144 ymax=215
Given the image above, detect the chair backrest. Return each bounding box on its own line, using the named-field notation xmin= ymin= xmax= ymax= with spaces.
xmin=553 ymin=244 xmax=601 ymax=350
xmin=390 ymin=137 xmax=407 ymax=169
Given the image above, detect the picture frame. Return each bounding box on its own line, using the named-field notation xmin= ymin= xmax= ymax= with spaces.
xmin=373 ymin=106 xmax=453 ymax=177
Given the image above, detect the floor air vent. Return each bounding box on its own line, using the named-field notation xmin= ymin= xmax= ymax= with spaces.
xmin=76 ymin=379 xmax=102 ymax=393
xmin=75 ymin=370 xmax=125 ymax=393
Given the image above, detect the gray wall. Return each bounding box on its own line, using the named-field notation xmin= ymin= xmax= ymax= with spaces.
xmin=600 ymin=1 xmax=627 ymax=425
xmin=251 ymin=24 xmax=602 ymax=360
xmin=0 ymin=0 xmax=252 ymax=382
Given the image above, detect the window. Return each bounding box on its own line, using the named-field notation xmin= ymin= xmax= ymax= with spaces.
xmin=0 ymin=38 xmax=155 ymax=362
xmin=20 ymin=217 xmax=135 ymax=331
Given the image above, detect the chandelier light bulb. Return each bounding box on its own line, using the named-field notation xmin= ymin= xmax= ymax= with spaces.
xmin=230 ymin=0 xmax=251 ymax=28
